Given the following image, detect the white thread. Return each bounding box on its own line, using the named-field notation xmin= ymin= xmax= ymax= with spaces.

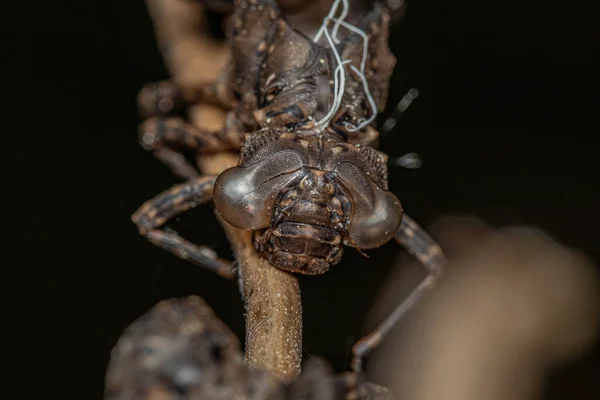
xmin=331 ymin=17 xmax=368 ymax=74
xmin=345 ymin=65 xmax=378 ymax=131
xmin=331 ymin=0 xmax=350 ymax=43
xmin=313 ymin=0 xmax=346 ymax=44
xmin=330 ymin=17 xmax=378 ymax=131
xmin=312 ymin=0 xmax=377 ymax=132
xmin=314 ymin=29 xmax=349 ymax=128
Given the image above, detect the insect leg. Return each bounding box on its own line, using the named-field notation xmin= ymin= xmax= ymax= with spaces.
xmin=131 ymin=175 xmax=235 ymax=279
xmin=138 ymin=116 xmax=232 ymax=180
xmin=137 ymin=75 xmax=235 ymax=116
xmin=351 ymin=214 xmax=446 ymax=372
xmin=137 ymin=80 xmax=188 ymax=118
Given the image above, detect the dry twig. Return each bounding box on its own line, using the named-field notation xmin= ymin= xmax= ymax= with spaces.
xmin=143 ymin=1 xmax=303 ymax=381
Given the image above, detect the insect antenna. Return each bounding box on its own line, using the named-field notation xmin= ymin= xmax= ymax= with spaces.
xmin=389 ymin=152 xmax=422 ymax=169
xmin=380 ymin=88 xmax=422 ymax=169
xmin=380 ymin=87 xmax=420 ymax=135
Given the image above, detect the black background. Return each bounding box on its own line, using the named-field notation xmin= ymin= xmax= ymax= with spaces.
xmin=6 ymin=0 xmax=599 ymax=398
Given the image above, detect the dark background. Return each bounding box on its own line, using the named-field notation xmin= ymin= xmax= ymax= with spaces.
xmin=6 ymin=0 xmax=599 ymax=398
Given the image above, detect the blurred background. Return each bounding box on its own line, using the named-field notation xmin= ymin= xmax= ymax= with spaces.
xmin=6 ymin=0 xmax=599 ymax=398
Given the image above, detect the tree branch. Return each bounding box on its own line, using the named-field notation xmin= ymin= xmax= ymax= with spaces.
xmin=143 ymin=1 xmax=303 ymax=381
xmin=200 ymin=154 xmax=302 ymax=382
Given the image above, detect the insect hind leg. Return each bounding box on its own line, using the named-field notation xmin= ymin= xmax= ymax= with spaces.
xmin=351 ymin=214 xmax=446 ymax=372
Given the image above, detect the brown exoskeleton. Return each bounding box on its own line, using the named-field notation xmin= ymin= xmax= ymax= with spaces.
xmin=133 ymin=0 xmax=445 ymax=371
xmin=104 ymin=295 xmax=394 ymax=399
xmin=214 ymin=131 xmax=402 ymax=275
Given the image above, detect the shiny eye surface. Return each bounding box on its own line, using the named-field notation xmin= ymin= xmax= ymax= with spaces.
xmin=334 ymin=162 xmax=403 ymax=249
xmin=214 ymin=149 xmax=306 ymax=230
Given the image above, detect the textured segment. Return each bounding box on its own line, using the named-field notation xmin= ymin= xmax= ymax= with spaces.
xmin=239 ymin=129 xmax=281 ymax=164
xmin=359 ymin=146 xmax=389 ymax=190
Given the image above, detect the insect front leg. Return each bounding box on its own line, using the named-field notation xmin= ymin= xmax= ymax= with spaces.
xmin=138 ymin=116 xmax=233 ymax=180
xmin=131 ymin=175 xmax=235 ymax=279
xmin=351 ymin=214 xmax=446 ymax=372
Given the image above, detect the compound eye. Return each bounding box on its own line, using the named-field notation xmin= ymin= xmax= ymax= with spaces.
xmin=214 ymin=149 xmax=305 ymax=230
xmin=335 ymin=162 xmax=403 ymax=249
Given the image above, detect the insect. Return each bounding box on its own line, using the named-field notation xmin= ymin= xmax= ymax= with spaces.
xmin=104 ymin=295 xmax=394 ymax=399
xmin=133 ymin=0 xmax=445 ymax=371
